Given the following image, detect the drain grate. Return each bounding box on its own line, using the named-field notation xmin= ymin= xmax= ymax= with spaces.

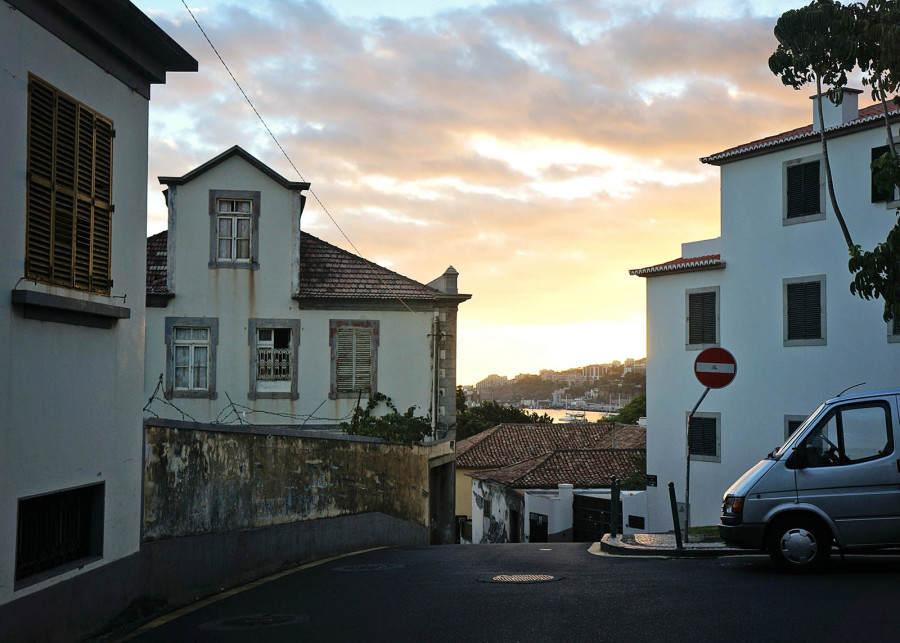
xmin=333 ymin=563 xmax=406 ymax=572
xmin=198 ymin=613 xmax=309 ymax=631
xmin=478 ymin=574 xmax=561 ymax=584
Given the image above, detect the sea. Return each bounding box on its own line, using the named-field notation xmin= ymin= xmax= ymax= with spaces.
xmin=529 ymin=408 xmax=613 ymax=423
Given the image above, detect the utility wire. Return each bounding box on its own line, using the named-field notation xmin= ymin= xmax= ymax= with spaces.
xmin=179 ymin=0 xmax=428 ymax=323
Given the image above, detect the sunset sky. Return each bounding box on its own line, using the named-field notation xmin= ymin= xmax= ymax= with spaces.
xmin=134 ymin=0 xmax=828 ymax=384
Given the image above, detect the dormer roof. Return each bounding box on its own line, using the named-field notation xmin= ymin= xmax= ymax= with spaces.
xmin=158 ymin=145 xmax=311 ymax=190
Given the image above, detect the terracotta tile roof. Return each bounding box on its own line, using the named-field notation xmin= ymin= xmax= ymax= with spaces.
xmin=296 ymin=232 xmax=442 ymax=300
xmin=629 ymin=254 xmax=724 ymax=278
xmin=456 ymin=423 xmax=645 ymax=469
xmin=146 ymin=230 xmax=168 ymax=294
xmin=701 ymin=102 xmax=898 ymax=165
xmin=146 ymin=229 xmax=443 ymax=301
xmin=470 ymin=448 xmax=645 ymax=489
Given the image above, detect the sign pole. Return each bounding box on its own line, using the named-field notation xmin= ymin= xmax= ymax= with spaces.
xmin=685 ymin=386 xmax=710 ymax=543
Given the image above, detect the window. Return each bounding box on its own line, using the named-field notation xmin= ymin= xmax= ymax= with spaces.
xmin=785 ymin=415 xmax=808 ymax=440
xmin=686 ymin=287 xmax=718 ymax=349
xmin=799 ymin=402 xmax=892 ymax=467
xmin=871 ymin=145 xmax=898 ymax=203
xmin=329 ymin=320 xmax=379 ymax=398
xmin=783 ymin=156 xmax=824 ymax=223
xmin=16 ymin=484 xmax=104 ymax=585
xmin=208 ymin=190 xmax=260 ymax=269
xmin=784 ymin=276 xmax=826 ymax=346
xmin=689 ymin=412 xmax=720 ymax=462
xmin=26 ymin=75 xmax=114 ymax=294
xmin=165 ymin=317 xmax=218 ymax=398
xmin=482 ymin=496 xmax=492 ymax=535
xmin=249 ymin=319 xmax=300 ymax=400
xmin=890 ymin=316 xmax=900 ymax=344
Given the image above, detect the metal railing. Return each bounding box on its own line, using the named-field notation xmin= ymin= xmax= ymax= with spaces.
xmin=257 ymin=347 xmax=291 ymax=380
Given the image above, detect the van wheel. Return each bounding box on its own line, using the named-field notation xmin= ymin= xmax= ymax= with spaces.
xmin=767 ymin=517 xmax=831 ymax=572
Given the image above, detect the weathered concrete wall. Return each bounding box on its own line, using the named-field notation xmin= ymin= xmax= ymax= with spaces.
xmin=143 ymin=419 xmax=447 ymax=540
xmin=471 ymin=479 xmax=525 ymax=544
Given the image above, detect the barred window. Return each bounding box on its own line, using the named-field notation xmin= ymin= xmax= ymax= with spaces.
xmin=26 ymin=75 xmax=113 ymax=294
xmin=257 ymin=328 xmax=292 ymax=381
xmin=330 ymin=320 xmax=379 ymax=398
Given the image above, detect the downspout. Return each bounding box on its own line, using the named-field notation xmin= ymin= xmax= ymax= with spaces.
xmin=431 ymin=310 xmax=440 ymax=440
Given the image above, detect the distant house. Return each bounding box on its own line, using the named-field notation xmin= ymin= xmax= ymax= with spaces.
xmin=145 ymin=146 xmax=470 ymax=434
xmin=631 ymin=89 xmax=900 ymax=531
xmin=0 ymin=1 xmax=195 ymax=639
xmin=454 ymin=423 xmax=646 ymax=542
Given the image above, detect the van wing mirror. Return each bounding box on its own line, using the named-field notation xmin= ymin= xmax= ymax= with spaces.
xmin=785 ymin=447 xmax=807 ymax=470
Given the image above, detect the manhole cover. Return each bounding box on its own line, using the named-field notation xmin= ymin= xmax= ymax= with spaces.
xmin=198 ymin=613 xmax=309 ymax=631
xmin=478 ymin=574 xmax=562 ymax=583
xmin=332 ymin=563 xmax=406 ymax=572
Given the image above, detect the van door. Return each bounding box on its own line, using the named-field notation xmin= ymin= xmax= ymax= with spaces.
xmin=792 ymin=396 xmax=900 ymax=547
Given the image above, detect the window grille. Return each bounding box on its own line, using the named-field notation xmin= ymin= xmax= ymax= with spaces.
xmin=256 ymin=328 xmax=292 ymax=381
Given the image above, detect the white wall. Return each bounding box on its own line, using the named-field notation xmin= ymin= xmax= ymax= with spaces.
xmin=144 ymin=156 xmax=436 ymax=425
xmin=0 ymin=8 xmax=150 ymax=603
xmin=644 ymin=122 xmax=900 ymax=531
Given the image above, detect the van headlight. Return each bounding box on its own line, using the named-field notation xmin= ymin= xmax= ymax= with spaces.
xmin=723 ymin=495 xmax=744 ymax=516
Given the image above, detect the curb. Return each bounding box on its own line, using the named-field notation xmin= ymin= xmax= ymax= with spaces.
xmin=599 ymin=534 xmax=751 ymax=558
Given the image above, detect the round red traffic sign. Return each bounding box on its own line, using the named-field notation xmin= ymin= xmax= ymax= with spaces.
xmin=694 ymin=347 xmax=736 ymax=389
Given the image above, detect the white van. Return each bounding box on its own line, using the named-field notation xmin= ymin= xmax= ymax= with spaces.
xmin=719 ymin=388 xmax=900 ymax=570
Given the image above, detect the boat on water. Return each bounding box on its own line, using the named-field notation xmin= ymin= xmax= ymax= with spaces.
xmin=557 ymin=410 xmax=586 ymax=423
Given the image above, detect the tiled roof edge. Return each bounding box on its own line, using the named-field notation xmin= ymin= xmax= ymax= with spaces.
xmin=629 ymin=255 xmax=724 ymax=277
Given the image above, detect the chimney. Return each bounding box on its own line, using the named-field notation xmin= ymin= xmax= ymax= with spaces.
xmin=811 ymin=87 xmax=861 ymax=132
xmin=427 ymin=265 xmax=459 ymax=294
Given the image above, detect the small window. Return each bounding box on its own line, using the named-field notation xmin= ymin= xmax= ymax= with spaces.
xmin=689 ymin=413 xmax=720 ymax=462
xmin=329 ymin=320 xmax=379 ymax=399
xmin=686 ymin=287 xmax=718 ymax=349
xmin=800 ymin=402 xmax=892 ymax=467
xmin=785 ymin=415 xmax=807 ymax=440
xmin=786 ymin=160 xmax=821 ymax=219
xmin=208 ymin=190 xmax=260 ymax=269
xmin=871 ymin=146 xmax=899 ymax=203
xmin=26 ymin=75 xmax=114 ymax=294
xmin=889 ymin=316 xmax=900 ymax=344
xmin=16 ymin=484 xmax=104 ymax=584
xmin=165 ymin=317 xmax=218 ymax=398
xmin=784 ymin=276 xmax=826 ymax=346
xmin=482 ymin=496 xmax=492 ymax=534
xmin=249 ymin=319 xmax=300 ymax=400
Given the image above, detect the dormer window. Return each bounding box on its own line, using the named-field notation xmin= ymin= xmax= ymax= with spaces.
xmin=216 ymin=199 xmax=251 ymax=261
xmin=208 ymin=190 xmax=260 ymax=269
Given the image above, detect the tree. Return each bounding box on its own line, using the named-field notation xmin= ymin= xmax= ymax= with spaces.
xmin=611 ymin=394 xmax=645 ymax=425
xmin=342 ymin=392 xmax=431 ymax=444
xmin=455 ymin=401 xmax=552 ymax=441
xmin=769 ymin=0 xmax=858 ymax=249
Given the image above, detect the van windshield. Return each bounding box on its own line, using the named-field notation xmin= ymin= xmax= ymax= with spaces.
xmin=773 ymin=403 xmax=826 ymax=458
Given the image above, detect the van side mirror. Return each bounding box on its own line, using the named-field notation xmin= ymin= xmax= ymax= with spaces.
xmin=786 ymin=447 xmax=807 ymax=470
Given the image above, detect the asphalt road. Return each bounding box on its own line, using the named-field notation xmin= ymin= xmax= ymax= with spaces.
xmin=115 ymin=544 xmax=900 ymax=643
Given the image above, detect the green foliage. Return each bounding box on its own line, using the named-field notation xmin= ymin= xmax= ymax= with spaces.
xmin=849 ymin=222 xmax=900 ymax=321
xmin=620 ymin=453 xmax=647 ymax=491
xmin=341 ymin=392 xmax=431 ymax=444
xmin=456 ymin=400 xmax=553 ymax=441
xmin=611 ymin=394 xmax=646 ymax=425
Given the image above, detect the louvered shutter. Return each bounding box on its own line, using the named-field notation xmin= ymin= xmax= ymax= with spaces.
xmin=26 ymin=76 xmax=113 ymax=294
xmin=872 ymin=146 xmax=893 ymax=203
xmin=336 ymin=328 xmax=373 ymax=392
xmin=689 ymin=416 xmax=718 ymax=457
xmin=787 ymin=281 xmax=821 ymax=340
xmin=688 ymin=291 xmax=717 ymax=345
xmin=786 ymin=161 xmax=820 ymax=218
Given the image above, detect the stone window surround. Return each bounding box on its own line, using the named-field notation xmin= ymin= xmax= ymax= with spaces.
xmin=165 ymin=316 xmax=219 ymax=399
xmin=248 ymin=318 xmax=301 ymax=400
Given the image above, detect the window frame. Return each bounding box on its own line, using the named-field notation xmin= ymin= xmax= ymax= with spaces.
xmin=798 ymin=401 xmax=893 ymax=467
xmin=685 ymin=286 xmax=719 ymax=350
xmin=783 ymin=275 xmax=827 ymax=347
xmin=165 ymin=317 xmax=219 ymax=398
xmin=783 ymin=155 xmax=825 ymax=225
xmin=688 ymin=412 xmax=720 ymax=463
xmin=208 ymin=190 xmax=260 ymax=270
xmin=25 ymin=74 xmax=115 ymax=294
xmin=329 ymin=319 xmax=379 ymax=399
xmin=888 ymin=316 xmax=900 ymax=344
xmin=248 ymin=318 xmax=300 ymax=400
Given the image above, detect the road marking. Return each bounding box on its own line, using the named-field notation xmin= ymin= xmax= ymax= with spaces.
xmin=113 ymin=547 xmax=387 ymax=641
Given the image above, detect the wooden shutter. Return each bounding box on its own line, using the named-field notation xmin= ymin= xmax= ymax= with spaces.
xmin=336 ymin=327 xmax=372 ymax=392
xmin=689 ymin=291 xmax=717 ymax=345
xmin=26 ymin=76 xmax=113 ymax=294
xmin=786 ymin=161 xmax=820 ymax=218
xmin=689 ymin=416 xmax=718 ymax=457
xmin=787 ymin=281 xmax=821 ymax=340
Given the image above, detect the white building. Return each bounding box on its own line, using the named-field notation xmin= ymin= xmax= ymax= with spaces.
xmin=144 ymin=146 xmax=470 ymax=433
xmin=0 ymin=0 xmax=195 ymax=637
xmin=632 ymin=90 xmax=900 ymax=531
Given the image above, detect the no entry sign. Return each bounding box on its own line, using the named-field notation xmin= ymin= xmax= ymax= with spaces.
xmin=694 ymin=347 xmax=736 ymax=389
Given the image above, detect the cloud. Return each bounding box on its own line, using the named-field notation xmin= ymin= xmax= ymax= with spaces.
xmin=141 ymin=0 xmax=825 ymax=381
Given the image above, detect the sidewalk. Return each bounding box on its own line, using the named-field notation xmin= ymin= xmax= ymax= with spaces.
xmin=597 ymin=532 xmax=751 ymax=558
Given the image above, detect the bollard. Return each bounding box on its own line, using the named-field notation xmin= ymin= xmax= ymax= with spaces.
xmin=668 ymin=482 xmax=683 ymax=550
xmin=610 ymin=476 xmax=620 ymax=539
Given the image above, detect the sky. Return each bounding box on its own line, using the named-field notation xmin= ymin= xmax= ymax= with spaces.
xmin=133 ymin=0 xmax=821 ymax=384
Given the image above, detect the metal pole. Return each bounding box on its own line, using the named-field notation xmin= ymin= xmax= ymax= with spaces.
xmin=668 ymin=482 xmax=683 ymax=550
xmin=610 ymin=476 xmax=620 ymax=539
xmin=685 ymin=386 xmax=710 ymax=543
